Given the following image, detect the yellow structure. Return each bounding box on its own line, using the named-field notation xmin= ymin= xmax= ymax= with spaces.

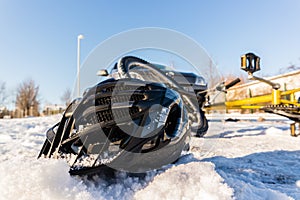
xmin=206 ymin=53 xmax=300 ymax=136
xmin=225 ymin=88 xmax=300 ymax=110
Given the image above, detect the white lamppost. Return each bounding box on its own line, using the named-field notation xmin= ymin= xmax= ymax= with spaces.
xmin=77 ymin=34 xmax=84 ymax=97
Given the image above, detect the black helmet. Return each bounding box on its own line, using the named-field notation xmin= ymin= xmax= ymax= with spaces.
xmin=38 ymin=55 xmax=209 ymax=175
xmin=39 ymin=77 xmax=190 ymax=175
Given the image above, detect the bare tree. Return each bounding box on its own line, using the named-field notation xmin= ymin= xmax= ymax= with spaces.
xmin=203 ymin=60 xmax=223 ymax=89
xmin=0 ymin=81 xmax=7 ymax=106
xmin=16 ymin=79 xmax=40 ymax=117
xmin=61 ymin=88 xmax=72 ymax=106
xmin=222 ymin=73 xmax=248 ymax=86
xmin=279 ymin=64 xmax=300 ymax=74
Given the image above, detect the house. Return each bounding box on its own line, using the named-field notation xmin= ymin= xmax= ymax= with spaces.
xmin=226 ymin=70 xmax=300 ymax=101
xmin=43 ymin=104 xmax=65 ymax=115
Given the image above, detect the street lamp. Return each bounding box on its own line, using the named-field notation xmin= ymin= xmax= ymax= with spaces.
xmin=77 ymin=34 xmax=84 ymax=97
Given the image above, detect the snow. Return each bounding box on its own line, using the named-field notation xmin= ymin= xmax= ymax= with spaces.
xmin=0 ymin=114 xmax=300 ymax=199
xmin=134 ymin=161 xmax=233 ymax=200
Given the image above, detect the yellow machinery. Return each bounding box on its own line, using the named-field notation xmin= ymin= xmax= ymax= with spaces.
xmin=207 ymin=53 xmax=300 ymax=136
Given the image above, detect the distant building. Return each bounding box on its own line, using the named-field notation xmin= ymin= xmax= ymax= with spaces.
xmin=43 ymin=104 xmax=65 ymax=115
xmin=226 ymin=70 xmax=300 ymax=101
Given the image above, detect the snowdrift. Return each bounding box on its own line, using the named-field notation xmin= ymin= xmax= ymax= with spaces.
xmin=0 ymin=114 xmax=299 ymax=199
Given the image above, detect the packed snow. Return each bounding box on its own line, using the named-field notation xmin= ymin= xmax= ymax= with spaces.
xmin=0 ymin=113 xmax=299 ymax=200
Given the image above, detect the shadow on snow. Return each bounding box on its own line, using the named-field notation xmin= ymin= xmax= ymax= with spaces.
xmin=205 ymin=124 xmax=291 ymax=139
xmin=202 ymin=150 xmax=300 ymax=199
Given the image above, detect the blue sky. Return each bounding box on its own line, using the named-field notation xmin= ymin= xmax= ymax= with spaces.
xmin=0 ymin=1 xmax=300 ymax=108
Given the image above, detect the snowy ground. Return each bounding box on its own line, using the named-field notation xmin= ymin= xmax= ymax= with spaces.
xmin=0 ymin=114 xmax=299 ymax=200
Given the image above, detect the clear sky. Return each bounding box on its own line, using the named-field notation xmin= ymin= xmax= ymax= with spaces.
xmin=0 ymin=1 xmax=300 ymax=108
